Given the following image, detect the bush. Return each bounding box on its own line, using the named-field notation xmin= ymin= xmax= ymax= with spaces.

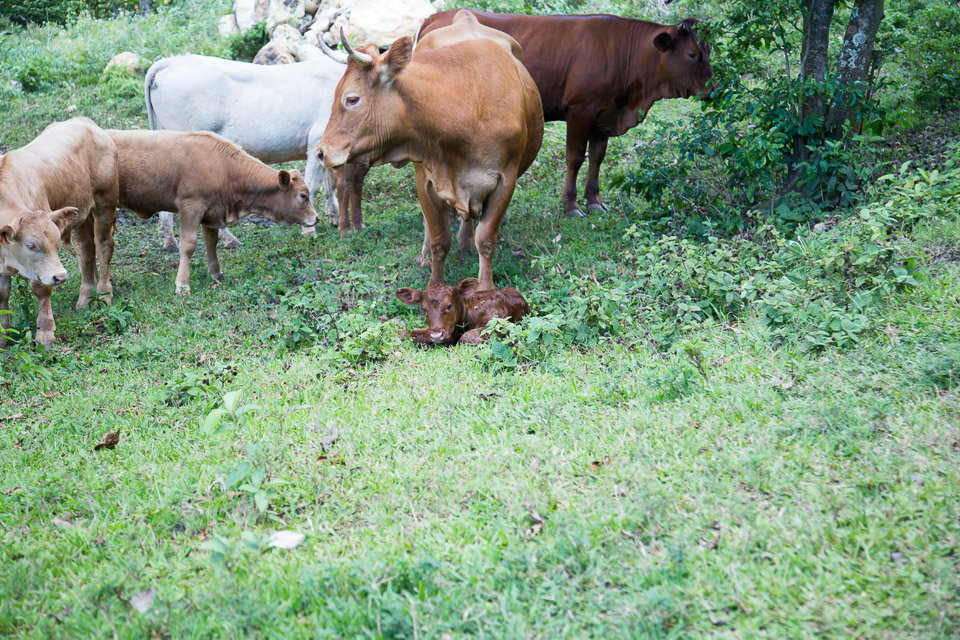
xmin=897 ymin=2 xmax=960 ymax=111
xmin=0 ymin=0 xmax=178 ymax=25
xmin=226 ymin=20 xmax=268 ymax=62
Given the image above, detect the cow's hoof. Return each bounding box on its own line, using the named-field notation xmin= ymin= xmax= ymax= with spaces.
xmin=176 ymin=285 xmax=191 ymax=296
xmin=564 ymin=207 xmax=586 ymax=218
xmin=35 ymin=333 xmax=54 ymax=348
xmin=415 ymin=253 xmax=431 ymax=269
xmin=586 ymin=202 xmax=608 ymax=214
xmin=221 ymin=238 xmax=243 ymax=250
xmin=212 ymin=274 xmax=226 ymax=283
xmin=300 ymin=226 xmax=318 ymax=237
xmin=163 ymin=240 xmax=179 ymax=253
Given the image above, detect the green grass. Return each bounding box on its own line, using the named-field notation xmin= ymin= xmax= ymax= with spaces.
xmin=1 ymin=3 xmax=960 ymax=638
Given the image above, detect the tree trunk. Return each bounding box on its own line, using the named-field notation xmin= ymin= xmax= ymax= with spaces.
xmin=139 ymin=0 xmax=153 ymax=16
xmin=823 ymin=0 xmax=885 ymax=132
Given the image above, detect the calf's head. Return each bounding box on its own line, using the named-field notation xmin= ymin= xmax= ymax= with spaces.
xmin=251 ymin=169 xmax=318 ymax=227
xmin=652 ymin=18 xmax=714 ymax=100
xmin=316 ymin=31 xmax=414 ymax=169
xmin=396 ymin=278 xmax=481 ymax=345
xmin=0 ymin=207 xmax=78 ymax=286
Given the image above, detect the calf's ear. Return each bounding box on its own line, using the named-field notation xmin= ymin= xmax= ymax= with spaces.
xmin=0 ymin=223 xmax=17 ymax=245
xmin=49 ymin=207 xmax=80 ymax=232
xmin=455 ymin=278 xmax=480 ymax=297
xmin=395 ymin=287 xmax=423 ymax=306
xmin=278 ymin=170 xmax=292 ymax=189
xmin=654 ymin=32 xmax=675 ymax=52
xmin=379 ymin=36 xmax=413 ymax=85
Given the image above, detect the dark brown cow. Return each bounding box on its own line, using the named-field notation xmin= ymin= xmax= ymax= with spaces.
xmin=419 ymin=10 xmax=714 ymax=216
xmin=397 ymin=277 xmax=529 ymax=345
xmin=316 ymin=15 xmax=543 ymax=291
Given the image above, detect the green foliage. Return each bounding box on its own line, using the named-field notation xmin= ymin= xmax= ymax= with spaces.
xmin=225 ymin=20 xmax=268 ymax=61
xmin=886 ymin=0 xmax=960 ymax=111
xmin=0 ymin=0 xmax=178 ymax=26
xmin=163 ymin=363 xmax=238 ymax=407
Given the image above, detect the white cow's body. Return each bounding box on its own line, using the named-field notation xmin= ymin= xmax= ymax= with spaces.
xmin=144 ymin=54 xmax=347 ymax=245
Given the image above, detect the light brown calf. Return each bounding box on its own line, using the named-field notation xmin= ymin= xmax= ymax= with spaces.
xmin=107 ymin=130 xmax=319 ymax=294
xmin=0 ymin=117 xmax=119 ymax=346
xmin=396 ymin=277 xmax=529 ymax=346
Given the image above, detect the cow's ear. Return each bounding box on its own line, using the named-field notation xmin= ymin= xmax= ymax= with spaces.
xmin=0 ymin=223 xmax=17 ymax=245
xmin=380 ymin=36 xmax=413 ymax=85
xmin=455 ymin=278 xmax=480 ymax=298
xmin=49 ymin=207 xmax=80 ymax=232
xmin=278 ymin=170 xmax=292 ymax=189
xmin=395 ymin=287 xmax=423 ymax=306
xmin=654 ymin=32 xmax=675 ymax=52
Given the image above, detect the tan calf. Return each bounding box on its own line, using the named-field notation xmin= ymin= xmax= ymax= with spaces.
xmin=0 ymin=117 xmax=119 ymax=346
xmin=107 ymin=130 xmax=319 ymax=294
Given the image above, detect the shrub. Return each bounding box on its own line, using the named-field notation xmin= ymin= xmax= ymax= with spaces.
xmin=226 ymin=20 xmax=268 ymax=62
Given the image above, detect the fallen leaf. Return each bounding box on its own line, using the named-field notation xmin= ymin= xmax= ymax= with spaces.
xmin=94 ymin=531 xmax=105 ymax=545
xmin=0 ymin=413 xmax=26 ymax=421
xmin=52 ymin=517 xmax=73 ymax=527
xmin=523 ymin=503 xmax=545 ymax=540
xmin=128 ymin=588 xmax=156 ymax=614
xmin=590 ymin=455 xmax=613 ymax=470
xmin=2 ymin=486 xmax=20 ymax=495
xmin=318 ymin=426 xmax=339 ymax=451
xmin=268 ymin=530 xmax=305 ymax=550
xmin=197 ymin=530 xmax=208 ymax=542
xmin=706 ymin=532 xmax=721 ymax=551
xmin=478 ymin=392 xmax=502 ymax=401
xmin=93 ymin=430 xmax=120 ymax=451
xmin=40 ymin=391 xmax=62 ymax=399
xmin=511 ymin=248 xmax=526 ymax=258
xmin=709 ymin=355 xmax=737 ymax=367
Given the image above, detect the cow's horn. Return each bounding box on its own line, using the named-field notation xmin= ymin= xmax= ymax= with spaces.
xmin=318 ymin=35 xmax=349 ymax=65
xmin=340 ymin=27 xmax=373 ymax=66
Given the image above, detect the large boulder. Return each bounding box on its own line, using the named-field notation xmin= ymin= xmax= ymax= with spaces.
xmin=219 ymin=14 xmax=240 ymax=36
xmin=234 ymin=0 xmax=269 ymax=31
xmin=266 ymin=0 xmax=306 ymax=31
xmin=252 ymin=41 xmax=296 ymax=65
xmin=104 ymin=51 xmax=143 ymax=74
xmin=333 ymin=0 xmax=435 ymax=48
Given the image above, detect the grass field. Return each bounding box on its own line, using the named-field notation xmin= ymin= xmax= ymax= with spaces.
xmin=1 ymin=3 xmax=959 ymax=638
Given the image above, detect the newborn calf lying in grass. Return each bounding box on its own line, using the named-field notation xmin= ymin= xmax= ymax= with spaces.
xmin=396 ymin=278 xmax=529 ymax=346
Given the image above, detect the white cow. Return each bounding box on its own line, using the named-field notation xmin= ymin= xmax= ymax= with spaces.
xmin=144 ymin=54 xmax=347 ymax=249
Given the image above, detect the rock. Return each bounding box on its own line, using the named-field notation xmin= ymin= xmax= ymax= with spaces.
xmin=253 ymin=41 xmax=296 ymax=65
xmin=268 ymin=530 xmax=306 ymax=550
xmin=234 ymin=0 xmax=269 ymax=31
xmin=104 ymin=51 xmax=142 ymax=74
xmin=334 ymin=0 xmax=435 ymax=49
xmin=266 ymin=0 xmax=305 ymax=31
xmin=219 ymin=13 xmax=240 ymax=36
xmin=304 ymin=0 xmax=319 ymax=14
xmin=272 ymin=24 xmax=323 ymax=61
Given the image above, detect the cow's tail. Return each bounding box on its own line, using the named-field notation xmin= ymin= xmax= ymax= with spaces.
xmin=144 ymin=58 xmax=166 ymax=130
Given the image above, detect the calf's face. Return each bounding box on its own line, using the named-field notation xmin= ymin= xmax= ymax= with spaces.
xmin=396 ymin=278 xmax=480 ymax=345
xmin=0 ymin=208 xmax=78 ymax=286
xmin=256 ymin=170 xmax=318 ymax=227
xmin=653 ymin=19 xmax=714 ymax=99
xmin=316 ymin=36 xmax=414 ymax=170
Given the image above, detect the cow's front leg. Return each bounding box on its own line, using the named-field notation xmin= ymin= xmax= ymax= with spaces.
xmin=458 ymin=328 xmax=486 ymax=345
xmin=175 ymin=206 xmax=202 ymax=295
xmin=0 ymin=274 xmax=11 ymax=347
xmin=158 ymin=211 xmax=179 ymax=252
xmin=73 ymin=215 xmax=99 ymax=309
xmin=474 ymin=171 xmax=517 ymax=291
xmin=31 ymin=280 xmax=56 ymax=347
xmin=92 ymin=206 xmax=117 ymax=305
xmin=349 ymin=164 xmax=370 ymax=232
xmin=219 ymin=227 xmax=243 ymax=249
xmin=561 ymin=116 xmax=592 ymax=217
xmin=306 ymin=142 xmax=338 ymax=229
xmin=416 ymin=168 xmax=451 ymax=287
xmin=585 ymin=134 xmax=610 ymax=214
xmin=203 ymin=225 xmax=224 ymax=283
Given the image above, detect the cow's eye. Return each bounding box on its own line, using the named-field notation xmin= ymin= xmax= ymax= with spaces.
xmin=446 ymin=304 xmax=453 ymax=311
xmin=26 ymin=243 xmax=39 ymax=252
xmin=299 ymin=191 xmax=308 ymax=200
xmin=688 ymin=52 xmax=698 ymax=60
xmin=345 ymin=95 xmax=360 ymax=107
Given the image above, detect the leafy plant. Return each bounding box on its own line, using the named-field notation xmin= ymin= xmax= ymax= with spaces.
xmin=200 ymin=389 xmax=260 ymax=437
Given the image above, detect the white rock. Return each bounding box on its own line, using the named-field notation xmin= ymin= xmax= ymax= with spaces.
xmin=268 ymin=530 xmax=306 ymax=550
xmin=129 ymin=588 xmax=156 ymax=614
xmin=219 ymin=13 xmax=240 ymax=36
xmin=335 ymin=0 xmax=435 ymax=49
xmin=253 ymin=41 xmax=296 ymax=65
xmin=272 ymin=24 xmax=323 ymax=61
xmin=266 ymin=0 xmax=305 ymax=31
xmin=104 ymin=51 xmax=142 ymax=74
xmin=304 ymin=0 xmax=319 ymax=14
xmin=234 ymin=0 xmax=269 ymax=31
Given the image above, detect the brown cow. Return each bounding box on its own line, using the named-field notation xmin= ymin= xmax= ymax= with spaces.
xmin=316 ymin=15 xmax=543 ymax=291
xmin=419 ymin=10 xmax=714 ymax=217
xmin=397 ymin=277 xmax=529 ymax=345
xmin=0 ymin=117 xmax=119 ymax=347
xmin=107 ymin=130 xmax=318 ymax=294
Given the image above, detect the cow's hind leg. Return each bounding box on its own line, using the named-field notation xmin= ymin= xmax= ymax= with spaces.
xmin=158 ymin=211 xmax=179 ymax=252
xmin=175 ymin=203 xmax=203 ymax=295
xmin=73 ymin=215 xmax=100 ymax=309
xmin=474 ymin=170 xmax=518 ymax=291
xmin=203 ymin=225 xmax=224 ymax=283
xmin=457 ymin=216 xmax=475 ymax=257
xmin=0 ymin=274 xmax=11 ymax=347
xmin=561 ymin=115 xmax=593 ymax=217
xmin=92 ymin=205 xmax=117 ymax=305
xmin=585 ymin=134 xmax=610 ymax=214
xmin=458 ymin=328 xmax=486 ymax=344
xmin=31 ymin=280 xmax=56 ymax=347
xmin=219 ymin=227 xmax=243 ymax=249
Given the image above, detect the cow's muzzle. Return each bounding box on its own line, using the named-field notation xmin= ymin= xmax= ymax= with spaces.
xmin=429 ymin=329 xmax=453 ymax=345
xmin=315 ymin=144 xmax=347 ymax=170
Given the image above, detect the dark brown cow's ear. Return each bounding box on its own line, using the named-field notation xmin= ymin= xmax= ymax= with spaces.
xmin=654 ymin=32 xmax=675 ymax=52
xmin=396 ymin=287 xmax=423 ymax=305
xmin=0 ymin=224 xmax=16 ymax=244
xmin=278 ymin=170 xmax=292 ymax=189
xmin=49 ymin=207 xmax=80 ymax=232
xmin=455 ymin=278 xmax=480 ymax=298
xmin=380 ymin=36 xmax=413 ymax=85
